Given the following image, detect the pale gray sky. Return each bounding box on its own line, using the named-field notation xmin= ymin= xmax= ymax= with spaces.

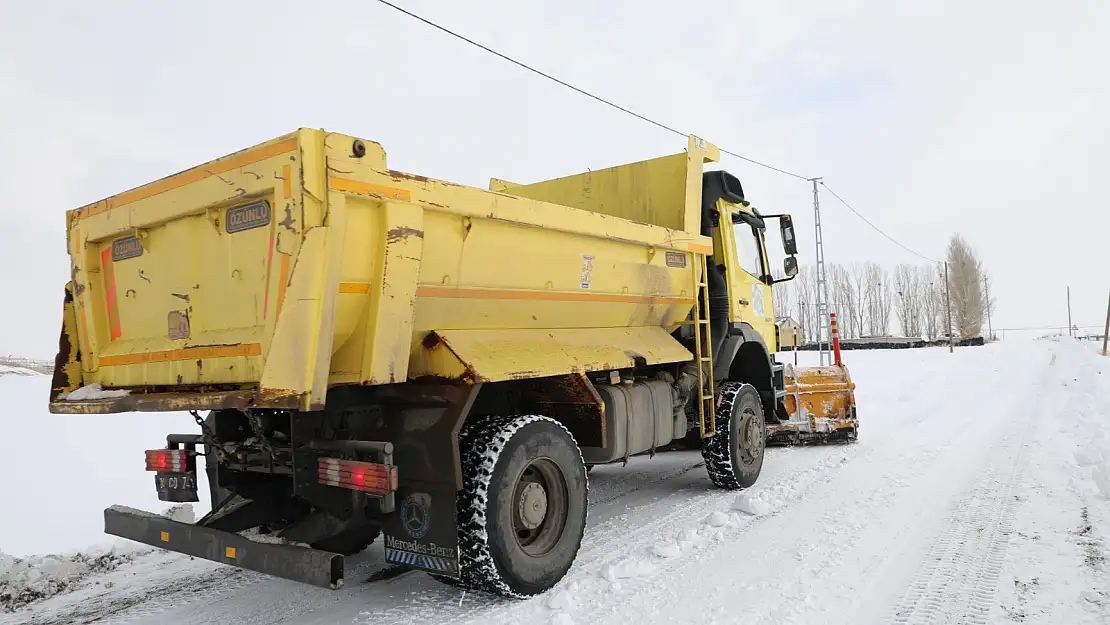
xmin=2 ymin=0 xmax=1107 ymax=357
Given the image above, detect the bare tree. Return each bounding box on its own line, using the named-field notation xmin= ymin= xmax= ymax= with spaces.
xmin=893 ymin=264 xmax=925 ymax=338
xmin=792 ymin=259 xmax=984 ymax=342
xmin=861 ymin=262 xmax=892 ymax=337
xmin=947 ymin=234 xmax=985 ymax=339
xmin=771 ymin=271 xmax=792 ymax=324
xmin=828 ymin=264 xmax=858 ymax=339
xmin=849 ymin=263 xmax=869 ymax=338
xmin=794 ymin=266 xmax=816 ymax=343
xmin=877 ymin=267 xmax=894 ymax=336
xmin=923 ymin=263 xmax=948 ymax=340
xmin=982 ymin=270 xmax=997 ymax=340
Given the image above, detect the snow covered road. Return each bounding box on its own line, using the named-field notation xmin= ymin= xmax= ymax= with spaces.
xmin=3 ymin=339 xmax=1108 ymax=625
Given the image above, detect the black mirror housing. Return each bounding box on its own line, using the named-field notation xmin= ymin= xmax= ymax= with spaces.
xmin=780 ymin=215 xmax=798 ymax=255
xmin=783 ymin=255 xmax=798 ymax=278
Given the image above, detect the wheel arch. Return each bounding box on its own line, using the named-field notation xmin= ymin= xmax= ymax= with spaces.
xmin=467 ymin=374 xmax=603 ymax=452
xmin=723 ymin=323 xmax=777 ymax=422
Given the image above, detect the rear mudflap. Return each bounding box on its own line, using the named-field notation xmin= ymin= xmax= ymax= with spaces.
xmin=382 ymin=487 xmax=460 ymax=577
xmin=104 ymin=505 xmax=344 ymax=589
xmin=319 ymin=382 xmax=480 ymax=580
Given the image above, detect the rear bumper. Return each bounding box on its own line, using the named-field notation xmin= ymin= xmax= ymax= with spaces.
xmin=50 ymin=389 xmax=299 ymax=414
xmin=104 ymin=505 xmax=344 ymax=589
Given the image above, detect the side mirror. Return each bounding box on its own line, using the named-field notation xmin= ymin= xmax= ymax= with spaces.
xmin=780 ymin=215 xmax=798 ymax=255
xmin=783 ymin=255 xmax=798 ymax=278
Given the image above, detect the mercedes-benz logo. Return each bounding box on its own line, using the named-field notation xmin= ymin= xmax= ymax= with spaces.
xmin=400 ymin=493 xmax=431 ymax=539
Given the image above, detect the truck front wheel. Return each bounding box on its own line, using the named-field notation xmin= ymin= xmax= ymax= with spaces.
xmin=702 ymin=382 xmax=765 ymax=490
xmin=455 ymin=415 xmax=588 ymax=597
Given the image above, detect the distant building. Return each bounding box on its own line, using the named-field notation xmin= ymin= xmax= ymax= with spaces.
xmin=776 ymin=317 xmax=802 ymax=349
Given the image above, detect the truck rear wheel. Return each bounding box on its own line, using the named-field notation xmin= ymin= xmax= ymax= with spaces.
xmin=702 ymin=382 xmax=765 ymax=490
xmin=455 ymin=415 xmax=588 ymax=597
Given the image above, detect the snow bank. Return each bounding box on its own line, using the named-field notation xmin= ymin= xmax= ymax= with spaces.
xmin=0 ymin=505 xmax=194 ymax=612
xmin=0 ymin=544 xmax=143 ymax=612
xmin=0 ymin=373 xmax=210 ymax=558
xmin=0 ymin=364 xmax=39 ymax=377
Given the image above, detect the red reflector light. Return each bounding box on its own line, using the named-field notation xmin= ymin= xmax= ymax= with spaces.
xmin=318 ymin=458 xmax=398 ymax=495
xmin=145 ymin=449 xmax=188 ymax=472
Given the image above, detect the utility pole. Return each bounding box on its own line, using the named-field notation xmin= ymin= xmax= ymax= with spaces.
xmin=1102 ymin=290 xmax=1109 ymax=357
xmin=983 ymin=276 xmax=993 ymax=341
xmin=1067 ymin=286 xmax=1073 ymax=338
xmin=944 ymin=261 xmax=954 ymax=353
xmin=810 ymin=177 xmax=832 ymax=366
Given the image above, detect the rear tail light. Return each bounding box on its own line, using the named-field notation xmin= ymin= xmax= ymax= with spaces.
xmin=145 ymin=449 xmax=189 ymax=472
xmin=318 ymin=458 xmax=398 ymax=495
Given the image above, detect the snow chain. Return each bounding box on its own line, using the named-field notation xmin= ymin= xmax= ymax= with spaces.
xmin=190 ymin=410 xmax=222 ymax=460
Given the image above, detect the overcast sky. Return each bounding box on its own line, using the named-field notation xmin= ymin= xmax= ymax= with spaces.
xmin=2 ymin=0 xmax=1107 ymax=358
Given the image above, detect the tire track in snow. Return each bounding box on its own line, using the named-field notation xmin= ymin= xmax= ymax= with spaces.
xmin=357 ymin=447 xmax=860 ymax=625
xmin=886 ymin=350 xmax=1054 ymax=625
xmin=15 ymin=347 xmax=1026 ymax=625
xmin=32 ymin=452 xmax=751 ymax=625
xmin=546 ymin=342 xmax=1053 ymax=625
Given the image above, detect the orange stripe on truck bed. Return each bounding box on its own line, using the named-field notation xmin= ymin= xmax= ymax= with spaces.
xmin=99 ymin=343 xmax=262 ymax=367
xmin=328 ymin=177 xmax=411 ymax=202
xmin=416 ymin=285 xmax=693 ymax=306
xmin=338 ymin=282 xmax=371 ymax=294
xmin=75 ymin=137 xmax=299 ymax=220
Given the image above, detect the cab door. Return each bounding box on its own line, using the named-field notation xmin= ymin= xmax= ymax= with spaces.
xmin=720 ymin=206 xmax=776 ymax=343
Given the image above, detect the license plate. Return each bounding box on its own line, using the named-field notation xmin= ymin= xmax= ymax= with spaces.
xmin=155 ymin=471 xmax=198 ymax=503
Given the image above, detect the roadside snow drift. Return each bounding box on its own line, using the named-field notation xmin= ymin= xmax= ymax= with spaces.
xmin=0 ymin=340 xmax=1106 ymax=625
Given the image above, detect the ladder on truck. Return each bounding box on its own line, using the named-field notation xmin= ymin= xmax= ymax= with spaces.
xmin=691 ymin=255 xmax=716 ymax=437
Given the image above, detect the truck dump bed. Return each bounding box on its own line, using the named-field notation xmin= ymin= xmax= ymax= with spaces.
xmin=51 ymin=130 xmax=719 ymax=414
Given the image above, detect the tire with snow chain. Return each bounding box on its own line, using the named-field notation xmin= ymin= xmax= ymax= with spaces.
xmin=454 ymin=415 xmax=588 ymax=597
xmin=701 ymin=382 xmax=765 ymax=490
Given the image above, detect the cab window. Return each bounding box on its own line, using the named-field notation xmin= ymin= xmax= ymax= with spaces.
xmin=732 ymin=223 xmax=765 ymax=279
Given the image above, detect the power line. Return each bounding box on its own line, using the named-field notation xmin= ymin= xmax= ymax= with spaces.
xmin=373 ymin=1 xmax=938 ymax=261
xmin=819 ymin=182 xmax=939 ymax=264
xmin=372 ymin=0 xmax=809 ymax=181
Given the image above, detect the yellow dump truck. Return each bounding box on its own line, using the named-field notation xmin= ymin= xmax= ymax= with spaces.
xmin=49 ymin=129 xmax=857 ymax=597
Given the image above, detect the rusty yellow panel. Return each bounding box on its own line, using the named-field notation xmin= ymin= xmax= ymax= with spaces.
xmin=358 ymin=202 xmax=424 ymax=385
xmin=326 ymin=198 xmax=380 ymax=379
xmin=65 ymin=132 xmax=304 ymax=390
xmin=323 ymin=132 xmax=387 ymax=175
xmin=683 ymin=136 xmax=720 ymax=234
xmin=491 ymin=134 xmax=719 ymax=236
xmin=495 ymin=152 xmax=688 ymax=231
xmin=57 ymin=128 xmax=729 ymax=412
xmin=782 ymin=364 xmax=857 ymax=424
xmin=333 ymin=171 xmax=710 ymax=254
xmin=407 ymin=334 xmax=471 ymax=382
xmin=306 ymin=189 xmax=348 ymax=408
xmin=412 ymin=326 xmax=693 ymax=382
xmin=259 ymin=227 xmax=329 ymax=410
xmin=411 ymin=210 xmax=695 ymax=335
xmin=49 ymin=283 xmax=83 ymax=400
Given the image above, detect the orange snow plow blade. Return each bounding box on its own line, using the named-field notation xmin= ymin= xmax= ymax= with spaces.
xmin=769 ymin=364 xmax=858 ymax=445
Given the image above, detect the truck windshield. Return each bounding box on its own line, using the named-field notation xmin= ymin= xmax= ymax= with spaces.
xmin=733 ymin=223 xmax=765 ymax=279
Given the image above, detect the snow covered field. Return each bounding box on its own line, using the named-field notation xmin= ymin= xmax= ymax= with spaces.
xmin=1 ymin=339 xmax=1107 ymax=624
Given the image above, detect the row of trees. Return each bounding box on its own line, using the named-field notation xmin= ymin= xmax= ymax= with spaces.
xmin=771 ymin=235 xmax=994 ymax=343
